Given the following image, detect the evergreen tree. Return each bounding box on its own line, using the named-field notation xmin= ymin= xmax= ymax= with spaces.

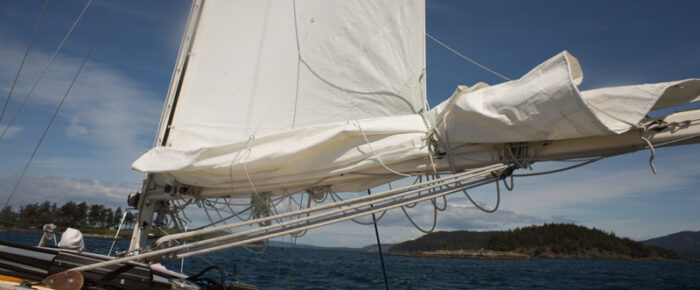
xmin=0 ymin=206 xmax=14 ymax=221
xmin=77 ymin=202 xmax=88 ymax=226
xmin=114 ymin=207 xmax=123 ymax=227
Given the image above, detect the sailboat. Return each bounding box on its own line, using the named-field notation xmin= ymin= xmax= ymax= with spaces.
xmin=1 ymin=0 xmax=699 ymax=289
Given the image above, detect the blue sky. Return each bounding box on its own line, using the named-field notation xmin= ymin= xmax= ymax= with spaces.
xmin=0 ymin=0 xmax=698 ymax=247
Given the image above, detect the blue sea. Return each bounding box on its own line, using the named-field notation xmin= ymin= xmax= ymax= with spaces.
xmin=2 ymin=231 xmax=699 ymax=289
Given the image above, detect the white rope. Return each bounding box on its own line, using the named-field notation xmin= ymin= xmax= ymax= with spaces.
xmin=426 ymin=33 xmax=511 ymax=81
xmin=356 ymin=119 xmax=412 ymax=177
xmin=586 ymin=101 xmax=660 ymax=174
xmin=462 ymin=181 xmax=500 ymax=213
xmin=400 ymin=202 xmax=437 ymax=233
xmin=640 ymin=136 xmax=657 ymax=175
xmin=242 ymin=135 xmax=261 ymax=196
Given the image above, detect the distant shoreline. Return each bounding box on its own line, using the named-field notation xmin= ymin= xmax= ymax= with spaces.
xmin=380 ymin=249 xmax=681 ymax=261
xmin=384 ymin=250 xmax=531 ymax=260
xmin=0 ymin=226 xmax=130 ymax=240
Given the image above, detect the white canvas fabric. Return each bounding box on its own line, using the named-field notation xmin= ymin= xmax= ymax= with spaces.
xmin=428 ymin=51 xmax=700 ymax=143
xmin=58 ymin=228 xmax=85 ymax=252
xmin=164 ymin=0 xmax=426 ymax=150
xmin=134 ymin=50 xmax=699 ymax=197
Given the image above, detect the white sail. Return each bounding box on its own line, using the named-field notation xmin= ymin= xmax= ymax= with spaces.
xmin=125 ymin=0 xmax=700 ymax=258
xmin=163 ymin=0 xmax=427 ymax=150
xmin=134 ymin=49 xmax=700 ymax=197
xmin=428 ymin=51 xmax=700 ymax=143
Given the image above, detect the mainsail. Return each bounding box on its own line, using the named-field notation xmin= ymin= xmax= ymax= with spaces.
xmin=157 ymin=0 xmax=427 ymax=149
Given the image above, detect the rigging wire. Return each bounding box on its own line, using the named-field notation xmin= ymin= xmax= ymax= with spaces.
xmin=0 ymin=0 xmax=93 ymax=142
xmin=3 ymin=0 xmax=120 ymax=209
xmin=0 ymin=0 xmax=49 ymax=123
xmin=426 ymin=33 xmax=511 ymax=82
xmin=285 ymin=192 xmax=306 ymax=290
xmin=330 ymin=191 xmax=388 ymax=225
xmin=108 ymin=209 xmax=130 ymax=256
xmin=368 ymin=189 xmax=390 ymax=290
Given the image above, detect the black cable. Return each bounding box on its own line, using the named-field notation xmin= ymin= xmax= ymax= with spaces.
xmin=186 ymin=265 xmax=226 ymax=287
xmin=368 ymin=189 xmax=389 ymax=290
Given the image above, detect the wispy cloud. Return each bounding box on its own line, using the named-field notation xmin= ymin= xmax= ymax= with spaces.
xmin=0 ymin=175 xmax=132 ymax=208
xmin=502 ymin=152 xmax=700 ymax=215
xmin=0 ymin=125 xmax=23 ymax=139
xmin=0 ymin=36 xmax=161 ymax=185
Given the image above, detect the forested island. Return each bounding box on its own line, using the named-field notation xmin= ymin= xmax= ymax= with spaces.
xmin=388 ymin=224 xmax=680 ymax=260
xmin=0 ymin=202 xmax=693 ymax=261
xmin=0 ymin=200 xmax=135 ymax=238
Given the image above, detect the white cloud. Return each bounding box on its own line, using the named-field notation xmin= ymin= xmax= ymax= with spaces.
xmin=0 ymin=34 xmax=161 ymax=184
xmin=65 ymin=116 xmax=88 ymax=137
xmin=501 ymin=152 xmax=700 ymax=215
xmin=0 ymin=125 xmax=23 ymax=139
xmin=0 ymin=175 xmax=132 ymax=208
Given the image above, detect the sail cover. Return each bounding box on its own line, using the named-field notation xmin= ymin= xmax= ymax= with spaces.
xmin=163 ymin=0 xmax=427 ymax=150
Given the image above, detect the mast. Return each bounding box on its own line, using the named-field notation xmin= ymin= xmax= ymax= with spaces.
xmin=128 ymin=0 xmax=205 ymax=252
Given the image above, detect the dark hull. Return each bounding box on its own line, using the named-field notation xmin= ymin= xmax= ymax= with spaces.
xmin=0 ymin=241 xmax=255 ymax=289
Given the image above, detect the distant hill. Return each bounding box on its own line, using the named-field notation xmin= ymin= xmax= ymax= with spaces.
xmin=389 ymin=231 xmax=497 ymax=252
xmin=389 ymin=224 xmax=679 ymax=260
xmin=362 ymin=243 xmax=396 ymax=252
xmin=267 ymin=240 xmax=359 ymax=251
xmin=642 ymin=231 xmax=700 ymax=260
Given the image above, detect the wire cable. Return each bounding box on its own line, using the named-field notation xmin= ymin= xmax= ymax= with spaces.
xmin=426 ymin=33 xmax=511 ymax=81
xmin=0 ymin=0 xmax=93 ymax=141
xmin=3 ymin=0 xmax=120 ymax=208
xmin=0 ymin=0 xmax=49 ymax=123
xmin=368 ymin=189 xmax=390 ymax=290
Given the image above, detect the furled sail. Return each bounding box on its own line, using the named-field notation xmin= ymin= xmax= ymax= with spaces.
xmin=134 ymin=48 xmax=700 ymax=197
xmin=428 ymin=51 xmax=700 ymax=143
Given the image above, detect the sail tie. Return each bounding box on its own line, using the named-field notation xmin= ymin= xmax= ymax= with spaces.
xmin=356 ymin=119 xmax=412 ymax=177
xmin=242 ymin=135 xmax=263 ymax=195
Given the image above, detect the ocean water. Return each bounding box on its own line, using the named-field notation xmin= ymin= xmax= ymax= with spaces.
xmin=2 ymin=231 xmax=699 ymax=289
